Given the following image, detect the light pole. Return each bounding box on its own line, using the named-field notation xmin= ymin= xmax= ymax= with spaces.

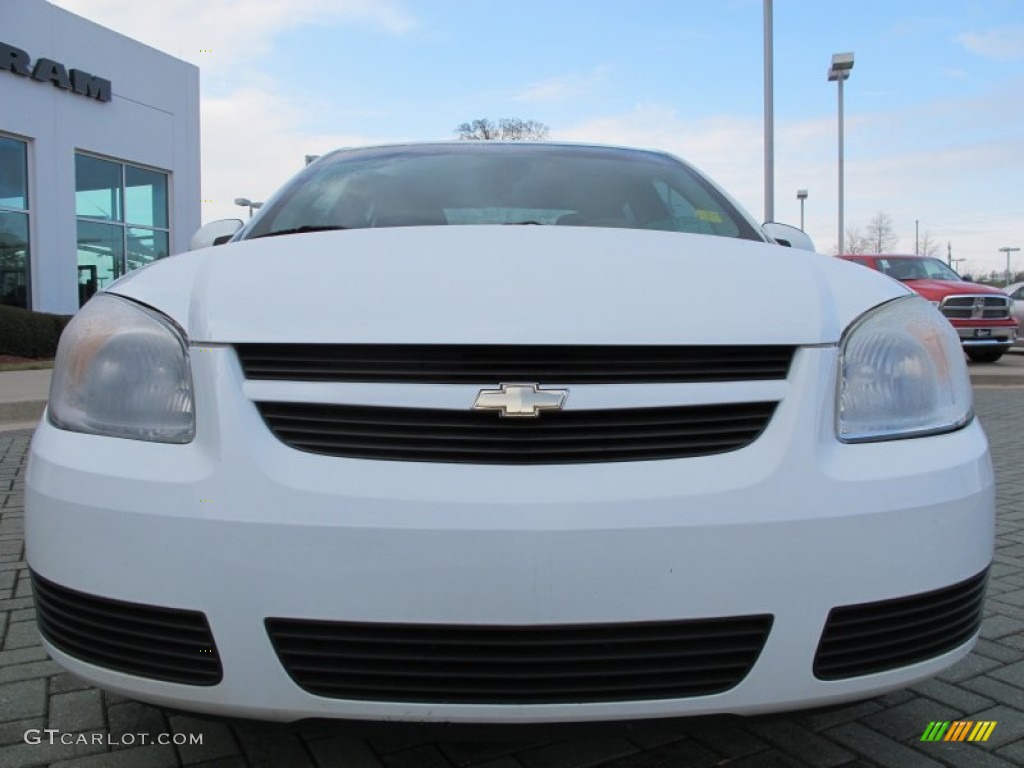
xmin=234 ymin=197 xmax=264 ymax=219
xmin=999 ymin=246 xmax=1020 ymax=286
xmin=828 ymin=52 xmax=854 ymax=253
xmin=796 ymin=189 xmax=808 ymax=231
xmin=763 ymin=0 xmax=774 ymax=222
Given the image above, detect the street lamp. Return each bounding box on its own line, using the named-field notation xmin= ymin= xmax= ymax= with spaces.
xmin=796 ymin=189 xmax=808 ymax=231
xmin=999 ymin=246 xmax=1020 ymax=286
xmin=828 ymin=52 xmax=854 ymax=253
xmin=763 ymin=0 xmax=774 ymax=222
xmin=234 ymin=197 xmax=264 ymax=219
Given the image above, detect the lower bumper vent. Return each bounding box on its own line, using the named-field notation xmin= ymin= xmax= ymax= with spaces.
xmin=266 ymin=615 xmax=773 ymax=704
xmin=30 ymin=570 xmax=222 ymax=685
xmin=814 ymin=568 xmax=988 ymax=680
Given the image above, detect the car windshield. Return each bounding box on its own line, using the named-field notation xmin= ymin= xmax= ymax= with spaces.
xmin=877 ymin=257 xmax=962 ymax=281
xmin=243 ymin=143 xmax=762 ymax=242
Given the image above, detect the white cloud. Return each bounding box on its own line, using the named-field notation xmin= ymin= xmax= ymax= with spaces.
xmin=49 ymin=1 xmax=417 ymax=227
xmin=199 ymin=84 xmax=404 ymax=223
xmin=50 ymin=0 xmax=415 ymax=70
xmin=557 ymin=100 xmax=1023 ymax=270
xmin=957 ymin=25 xmax=1024 ymax=62
xmin=558 ymin=105 xmax=771 ymax=209
xmin=512 ymin=67 xmax=610 ymax=104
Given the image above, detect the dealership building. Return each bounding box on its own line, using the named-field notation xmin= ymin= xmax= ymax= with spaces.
xmin=1 ymin=0 xmax=200 ymax=315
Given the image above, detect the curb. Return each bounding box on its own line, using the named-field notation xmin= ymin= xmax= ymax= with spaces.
xmin=970 ymin=376 xmax=1024 ymax=386
xmin=0 ymin=399 xmax=45 ymax=426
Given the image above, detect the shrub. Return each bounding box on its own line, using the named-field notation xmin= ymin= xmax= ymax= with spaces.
xmin=0 ymin=304 xmax=73 ymax=358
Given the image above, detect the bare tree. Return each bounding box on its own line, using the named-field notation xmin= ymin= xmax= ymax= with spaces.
xmin=455 ymin=118 xmax=550 ymax=141
xmin=836 ymin=226 xmax=872 ymax=255
xmin=918 ymin=230 xmax=941 ymax=258
xmin=864 ymin=211 xmax=899 ymax=253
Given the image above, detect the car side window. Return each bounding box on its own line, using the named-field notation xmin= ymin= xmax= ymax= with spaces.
xmin=1013 ymin=287 xmax=1024 ymax=300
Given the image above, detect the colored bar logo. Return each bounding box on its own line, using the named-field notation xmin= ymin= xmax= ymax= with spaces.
xmin=921 ymin=721 xmax=997 ymax=742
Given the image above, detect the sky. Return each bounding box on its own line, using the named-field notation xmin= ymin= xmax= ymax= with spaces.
xmin=52 ymin=0 xmax=1024 ymax=277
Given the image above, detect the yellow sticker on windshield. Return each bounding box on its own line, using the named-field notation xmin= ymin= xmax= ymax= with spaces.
xmin=695 ymin=209 xmax=723 ymax=223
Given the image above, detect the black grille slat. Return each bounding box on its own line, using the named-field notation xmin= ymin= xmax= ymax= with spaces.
xmin=264 ymin=407 xmax=770 ymax=432
xmin=33 ymin=578 xmax=214 ymax=640
xmin=30 ymin=571 xmax=222 ymax=686
xmin=270 ymin=621 xmax=769 ymax=646
xmin=812 ymin=611 xmax=983 ymax=671
xmin=235 ymin=344 xmax=796 ymax=384
xmin=267 ymin=616 xmax=773 ymax=704
xmin=301 ymin=676 xmax=738 ymax=701
xmin=812 ymin=624 xmax=983 ymax=677
xmin=283 ymin=655 xmax=757 ymax=680
xmin=814 ymin=569 xmax=988 ymax=680
xmin=257 ymin=401 xmax=778 ymax=464
xmin=821 ymin=579 xmax=986 ymax=635
xmin=285 ymin=643 xmax=760 ymax=666
xmin=33 ymin=596 xmax=213 ymax=655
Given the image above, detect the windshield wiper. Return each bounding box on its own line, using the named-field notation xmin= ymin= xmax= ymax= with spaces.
xmin=250 ymin=225 xmax=350 ymax=239
xmin=503 ymin=221 xmax=545 ymax=225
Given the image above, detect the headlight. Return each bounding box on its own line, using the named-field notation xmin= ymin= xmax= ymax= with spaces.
xmin=838 ymin=296 xmax=971 ymax=442
xmin=48 ymin=294 xmax=195 ymax=443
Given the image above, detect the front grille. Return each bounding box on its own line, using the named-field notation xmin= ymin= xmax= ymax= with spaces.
xmin=235 ymin=344 xmax=796 ymax=384
xmin=813 ymin=568 xmax=988 ymax=680
xmin=940 ymin=296 xmax=1012 ymax=320
xmin=256 ymin=400 xmax=778 ymax=464
xmin=30 ymin=570 xmax=222 ymax=685
xmin=266 ymin=615 xmax=774 ymax=704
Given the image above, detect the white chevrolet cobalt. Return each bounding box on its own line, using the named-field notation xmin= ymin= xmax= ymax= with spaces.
xmin=27 ymin=142 xmax=993 ymax=724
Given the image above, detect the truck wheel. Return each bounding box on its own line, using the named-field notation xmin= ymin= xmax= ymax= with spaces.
xmin=967 ymin=348 xmax=1005 ymax=363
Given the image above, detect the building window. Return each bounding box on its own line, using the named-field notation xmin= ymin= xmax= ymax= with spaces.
xmin=75 ymin=153 xmax=169 ymax=306
xmin=0 ymin=135 xmax=30 ymax=309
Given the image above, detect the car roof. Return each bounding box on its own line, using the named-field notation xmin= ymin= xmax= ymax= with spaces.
xmin=320 ymin=140 xmax=681 ymax=163
xmin=839 ymin=254 xmax=937 ymax=260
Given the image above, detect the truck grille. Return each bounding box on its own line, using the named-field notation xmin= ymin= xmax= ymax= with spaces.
xmin=939 ymin=296 xmax=1012 ymax=320
xmin=266 ymin=614 xmax=774 ymax=704
xmin=255 ymin=400 xmax=778 ymax=464
xmin=235 ymin=344 xmax=796 ymax=384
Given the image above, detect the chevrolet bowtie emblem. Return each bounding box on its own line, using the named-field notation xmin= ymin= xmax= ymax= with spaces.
xmin=473 ymin=383 xmax=568 ymax=418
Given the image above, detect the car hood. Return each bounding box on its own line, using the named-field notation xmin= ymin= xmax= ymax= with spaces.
xmin=902 ymin=278 xmax=1009 ymax=299
xmin=107 ymin=226 xmax=907 ymax=345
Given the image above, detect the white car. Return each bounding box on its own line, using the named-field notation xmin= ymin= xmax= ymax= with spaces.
xmin=27 ymin=142 xmax=993 ymax=724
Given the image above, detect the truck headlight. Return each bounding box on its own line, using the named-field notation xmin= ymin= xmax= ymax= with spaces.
xmin=48 ymin=294 xmax=195 ymax=443
xmin=838 ymin=296 xmax=972 ymax=442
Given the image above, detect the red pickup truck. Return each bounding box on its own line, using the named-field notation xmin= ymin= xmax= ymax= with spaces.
xmin=839 ymin=254 xmax=1017 ymax=362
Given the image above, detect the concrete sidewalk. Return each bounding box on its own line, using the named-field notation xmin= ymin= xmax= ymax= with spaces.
xmin=2 ymin=351 xmax=1023 ymax=431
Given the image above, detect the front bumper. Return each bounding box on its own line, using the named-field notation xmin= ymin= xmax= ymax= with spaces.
xmin=954 ymin=322 xmax=1017 ymax=346
xmin=25 ymin=346 xmax=995 ymax=723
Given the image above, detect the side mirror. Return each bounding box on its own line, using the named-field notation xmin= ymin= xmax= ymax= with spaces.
xmin=762 ymin=222 xmax=816 ymax=252
xmin=190 ymin=219 xmax=243 ymax=250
